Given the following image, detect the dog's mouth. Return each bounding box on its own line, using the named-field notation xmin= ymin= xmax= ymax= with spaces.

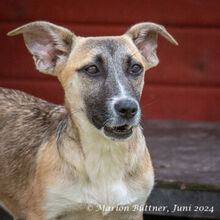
xmin=103 ymin=124 xmax=133 ymax=139
xmin=91 ymin=116 xmax=134 ymax=140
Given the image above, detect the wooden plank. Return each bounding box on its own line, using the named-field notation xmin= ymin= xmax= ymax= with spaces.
xmin=148 ymin=28 xmax=220 ymax=87
xmin=143 ymin=119 xmax=220 ymax=218
xmin=1 ymin=80 xmax=220 ymax=121
xmin=1 ymin=23 xmax=220 ymax=87
xmin=147 ymin=188 xmax=220 ymax=218
xmin=0 ymin=79 xmax=64 ymax=104
xmin=141 ymin=85 xmax=220 ymax=121
xmin=143 ymin=120 xmax=220 ymax=186
xmin=0 ymin=0 xmax=220 ymax=27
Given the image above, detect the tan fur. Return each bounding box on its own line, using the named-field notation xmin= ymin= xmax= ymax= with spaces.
xmin=0 ymin=21 xmax=177 ymax=220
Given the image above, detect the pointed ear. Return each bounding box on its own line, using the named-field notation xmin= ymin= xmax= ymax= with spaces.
xmin=125 ymin=22 xmax=178 ymax=69
xmin=7 ymin=21 xmax=75 ymax=75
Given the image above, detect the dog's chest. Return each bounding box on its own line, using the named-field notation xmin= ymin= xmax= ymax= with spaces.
xmin=44 ymin=178 xmax=143 ymax=219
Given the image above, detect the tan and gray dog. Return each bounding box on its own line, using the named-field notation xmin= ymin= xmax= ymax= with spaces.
xmin=0 ymin=21 xmax=177 ymax=220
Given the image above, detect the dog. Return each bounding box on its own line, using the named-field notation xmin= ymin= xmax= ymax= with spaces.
xmin=0 ymin=21 xmax=177 ymax=220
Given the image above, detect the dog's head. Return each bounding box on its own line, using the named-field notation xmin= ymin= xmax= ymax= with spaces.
xmin=8 ymin=21 xmax=177 ymax=140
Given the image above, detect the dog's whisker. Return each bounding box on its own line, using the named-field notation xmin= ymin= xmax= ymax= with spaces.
xmin=141 ymin=98 xmax=158 ymax=109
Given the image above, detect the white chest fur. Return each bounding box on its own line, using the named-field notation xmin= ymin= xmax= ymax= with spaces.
xmin=45 ymin=176 xmax=147 ymax=219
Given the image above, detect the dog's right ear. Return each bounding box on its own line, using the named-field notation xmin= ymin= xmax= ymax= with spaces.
xmin=7 ymin=21 xmax=75 ymax=75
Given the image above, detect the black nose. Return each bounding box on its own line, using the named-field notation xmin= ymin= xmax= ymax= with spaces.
xmin=114 ymin=99 xmax=138 ymax=119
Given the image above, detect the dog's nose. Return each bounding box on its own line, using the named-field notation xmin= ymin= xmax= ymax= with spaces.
xmin=114 ymin=99 xmax=138 ymax=119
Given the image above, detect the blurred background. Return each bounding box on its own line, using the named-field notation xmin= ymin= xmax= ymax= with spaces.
xmin=0 ymin=0 xmax=219 ymax=122
xmin=0 ymin=1 xmax=220 ymax=220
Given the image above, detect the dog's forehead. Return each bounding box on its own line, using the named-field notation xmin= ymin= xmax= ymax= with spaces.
xmin=78 ymin=36 xmax=137 ymax=56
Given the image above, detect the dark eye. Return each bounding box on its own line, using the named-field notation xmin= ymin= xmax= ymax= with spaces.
xmin=130 ymin=64 xmax=142 ymax=75
xmin=85 ymin=65 xmax=99 ymax=75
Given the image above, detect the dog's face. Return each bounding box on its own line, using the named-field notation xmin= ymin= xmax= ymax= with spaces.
xmin=65 ymin=37 xmax=146 ymax=140
xmin=8 ymin=21 xmax=177 ymax=140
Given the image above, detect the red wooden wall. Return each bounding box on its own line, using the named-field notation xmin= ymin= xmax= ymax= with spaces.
xmin=0 ymin=0 xmax=220 ymax=121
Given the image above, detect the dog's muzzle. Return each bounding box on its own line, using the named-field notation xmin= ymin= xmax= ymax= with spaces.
xmin=102 ymin=98 xmax=140 ymax=140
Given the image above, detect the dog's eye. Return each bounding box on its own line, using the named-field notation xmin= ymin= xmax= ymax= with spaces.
xmin=85 ymin=65 xmax=99 ymax=75
xmin=130 ymin=64 xmax=142 ymax=75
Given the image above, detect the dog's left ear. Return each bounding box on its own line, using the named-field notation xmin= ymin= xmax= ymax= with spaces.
xmin=7 ymin=21 xmax=75 ymax=75
xmin=125 ymin=22 xmax=178 ymax=69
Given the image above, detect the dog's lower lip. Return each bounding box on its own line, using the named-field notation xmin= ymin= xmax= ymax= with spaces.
xmin=103 ymin=125 xmax=133 ymax=139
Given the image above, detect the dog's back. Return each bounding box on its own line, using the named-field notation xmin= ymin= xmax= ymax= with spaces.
xmin=0 ymin=87 xmax=66 ymax=217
